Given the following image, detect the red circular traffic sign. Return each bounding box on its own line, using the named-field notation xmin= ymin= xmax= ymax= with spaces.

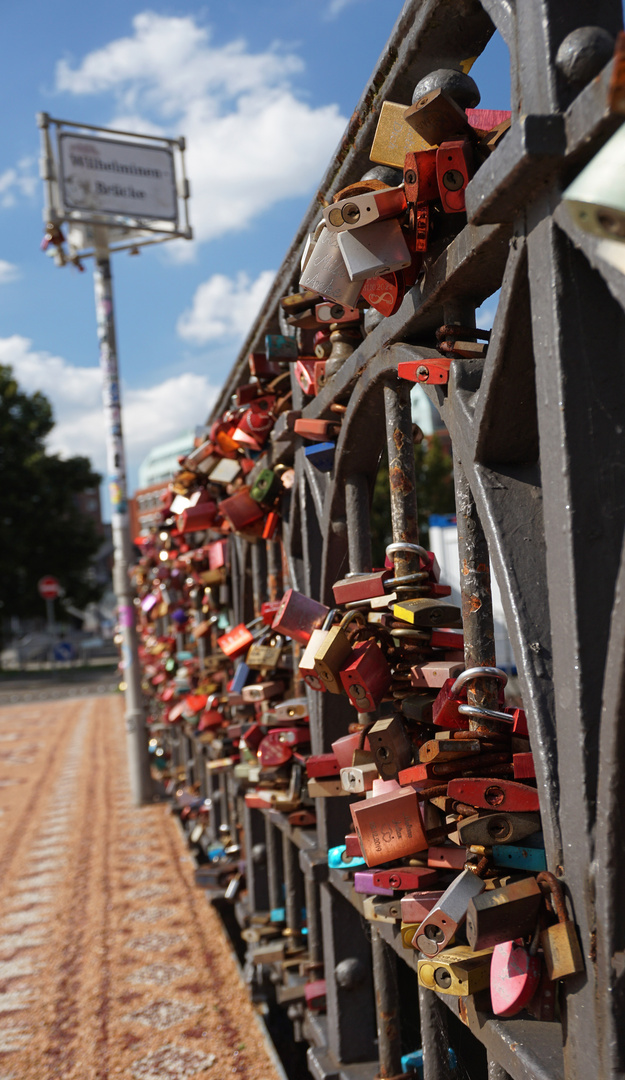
xmin=38 ymin=576 xmax=60 ymax=600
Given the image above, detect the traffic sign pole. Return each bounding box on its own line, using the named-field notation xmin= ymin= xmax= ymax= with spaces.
xmin=93 ymin=226 xmax=152 ymax=806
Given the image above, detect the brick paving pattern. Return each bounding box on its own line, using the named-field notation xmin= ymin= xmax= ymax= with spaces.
xmin=0 ymin=695 xmax=283 ymax=1080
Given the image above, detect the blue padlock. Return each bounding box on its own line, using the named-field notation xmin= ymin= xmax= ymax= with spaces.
xmin=493 ymin=844 xmax=547 ymax=872
xmin=328 ymin=845 xmax=366 ymax=870
xmin=265 ymin=334 xmax=297 ymax=360
xmin=304 ymin=442 xmax=335 ymax=472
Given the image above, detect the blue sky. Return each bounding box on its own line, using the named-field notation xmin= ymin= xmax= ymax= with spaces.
xmin=0 ymin=0 xmax=510 ymax=511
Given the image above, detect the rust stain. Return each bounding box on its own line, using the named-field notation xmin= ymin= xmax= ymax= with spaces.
xmin=389 ymin=465 xmax=413 ymax=496
xmin=393 ymin=427 xmax=405 ymax=452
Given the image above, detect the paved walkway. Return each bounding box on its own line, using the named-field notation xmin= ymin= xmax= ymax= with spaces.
xmin=0 ymin=695 xmax=282 ymax=1080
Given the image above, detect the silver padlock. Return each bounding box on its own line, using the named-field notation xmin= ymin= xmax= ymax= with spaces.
xmin=299 ymin=223 xmax=362 ymax=307
xmin=414 ymin=868 xmax=486 ymax=956
xmin=337 ymin=218 xmax=411 ymax=282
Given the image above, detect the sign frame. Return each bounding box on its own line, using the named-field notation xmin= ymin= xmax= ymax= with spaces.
xmin=37 ymin=113 xmax=192 ymax=261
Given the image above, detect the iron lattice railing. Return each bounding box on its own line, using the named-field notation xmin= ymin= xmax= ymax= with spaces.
xmin=158 ymin=2 xmax=625 ymax=1078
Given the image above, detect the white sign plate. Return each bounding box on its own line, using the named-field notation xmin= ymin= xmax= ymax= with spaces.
xmin=58 ymin=133 xmax=177 ymax=223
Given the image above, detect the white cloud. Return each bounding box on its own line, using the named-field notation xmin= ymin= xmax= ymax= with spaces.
xmin=54 ymin=12 xmax=347 ymax=245
xmin=325 ymin=0 xmax=368 ymax=18
xmin=0 ymin=159 xmax=37 ymax=208
xmin=0 ymin=260 xmax=20 ymax=283
xmin=177 ymin=269 xmax=275 ymax=344
xmin=0 ymin=334 xmax=218 ymax=480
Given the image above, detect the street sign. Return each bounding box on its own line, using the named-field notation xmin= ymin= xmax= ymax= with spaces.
xmin=38 ymin=576 xmax=60 ymax=601
xmin=58 ymin=132 xmax=178 ymax=223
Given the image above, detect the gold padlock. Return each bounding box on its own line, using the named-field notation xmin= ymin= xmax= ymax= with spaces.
xmin=313 ymin=610 xmax=366 ymax=694
xmin=537 ymin=872 xmax=584 ymax=980
xmin=417 ymin=945 xmax=493 ymax=996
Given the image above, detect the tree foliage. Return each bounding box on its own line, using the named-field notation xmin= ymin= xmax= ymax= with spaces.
xmin=0 ymin=365 xmax=103 ymax=621
xmin=370 ymin=434 xmax=455 ymax=566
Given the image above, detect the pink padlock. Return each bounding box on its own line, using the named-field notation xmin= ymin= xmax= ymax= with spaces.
xmin=490 ymin=938 xmax=541 ymax=1016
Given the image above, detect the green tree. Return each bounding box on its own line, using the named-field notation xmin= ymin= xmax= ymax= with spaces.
xmin=0 ymin=364 xmax=103 ymax=625
xmin=370 ymin=434 xmax=455 ymax=566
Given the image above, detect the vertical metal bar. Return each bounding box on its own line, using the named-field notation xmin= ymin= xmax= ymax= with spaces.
xmin=384 ymin=382 xmax=420 ymax=578
xmin=418 ymin=985 xmax=453 ymax=1080
xmin=345 ymin=473 xmax=372 ymax=574
xmin=266 ymin=539 xmax=283 ymax=601
xmin=371 ymin=928 xmax=402 ymax=1078
xmin=321 ymin=882 xmax=376 ymax=1063
xmin=92 ymin=233 xmax=151 ymax=805
xmin=302 ymin=871 xmax=323 ymax=968
xmin=251 ymin=541 xmax=268 ymax=612
xmin=454 ymin=461 xmax=500 ymax=720
xmin=265 ymin=816 xmax=282 ymax=912
xmin=282 ymin=831 xmax=304 ymax=936
xmin=243 ymin=803 xmax=270 ymax=912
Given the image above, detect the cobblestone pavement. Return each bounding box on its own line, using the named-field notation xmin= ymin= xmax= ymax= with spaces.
xmin=0 ymin=695 xmax=283 ymax=1080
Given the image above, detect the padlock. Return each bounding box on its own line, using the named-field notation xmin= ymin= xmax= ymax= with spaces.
xmin=315 ymin=301 xmax=361 ymax=324
xmin=350 ymin=785 xmax=428 ymax=867
xmin=272 ymin=589 xmax=329 ymax=645
xmin=304 ymin=442 xmax=335 ymax=472
xmin=271 ymin=697 xmax=309 ymax=722
xmin=328 ymin=844 xmax=366 ymax=869
xmin=293 ymin=418 xmax=341 ymax=442
xmin=265 ymin=334 xmax=298 ymax=361
xmin=313 ymin=610 xmax=366 ymax=694
xmin=217 ymin=621 xmax=259 ymax=659
xmin=246 ymin=631 xmax=285 ymax=670
xmin=432 ymin=666 xmax=508 ymax=729
xmin=249 ymin=468 xmax=282 ymax=505
xmin=447 ymin=778 xmax=539 ymax=814
xmin=219 ymin=487 xmax=265 ymax=532
xmin=414 ymin=867 xmax=487 ymax=956
xmin=294 ymin=358 xmax=318 ymax=396
xmin=427 ymin=845 xmax=467 ymax=870
xmin=536 ymin=872 xmax=584 ymax=980
xmin=332 ymin=570 xmax=392 ymax=605
xmin=299 ymin=223 xmax=362 ymax=307
xmin=232 ymin=397 xmax=276 ymax=450
xmin=393 ymin=597 xmax=462 ymax=627
xmin=417 ymin=946 xmax=493 ymax=996
xmin=306 ymin=753 xmax=341 ymax=778
xmin=457 ymin=811 xmax=541 ymax=848
xmin=176 ymin=500 xmax=218 ymax=533
xmin=513 ymin=752 xmax=535 ymax=779
xmin=308 ymin=777 xmax=350 ymax=798
xmin=338 ymin=218 xmax=412 ymax=282
xmin=403 ymin=89 xmax=473 ymax=144
xmin=364 ymin=898 xmax=402 ymax=923
xmin=400 ymin=890 xmax=444 ymax=923
xmin=403 ymin=149 xmax=439 ymax=205
xmin=323 ymin=186 xmax=407 ymax=232
xmin=490 ymin=934 xmax=542 ymax=1017
xmin=354 ymin=870 xmax=393 ymax=896
xmin=419 ymin=738 xmax=481 ymax=762
xmin=373 ymin=867 xmax=439 ymax=891
xmin=368 ymin=714 xmax=413 ymax=780
xmin=466 ymin=877 xmax=543 ymax=951
xmin=241 ymin=681 xmax=285 ymax=703
xmin=258 ymin=726 xmax=310 ymax=769
xmin=370 ymin=100 xmax=436 ymax=168
xmin=410 ymin=660 xmax=465 ymax=689
xmin=340 ymin=639 xmax=392 ymax=712
xmin=340 ymin=762 xmax=378 ymax=793
xmin=360 ymin=271 xmax=405 ymax=317
xmin=436 ymin=139 xmax=473 ymax=213
xmin=492 ymin=844 xmax=547 ymax=872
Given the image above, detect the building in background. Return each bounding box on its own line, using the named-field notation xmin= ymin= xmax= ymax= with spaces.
xmin=130 ymin=431 xmax=196 ymax=539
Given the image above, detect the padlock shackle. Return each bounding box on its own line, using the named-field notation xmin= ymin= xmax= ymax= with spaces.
xmin=322 ymin=608 xmax=338 ymax=631
xmin=458 ymin=704 xmax=514 ymax=724
xmin=450 ymin=666 xmax=508 ymax=699
xmin=385 ymin=570 xmax=429 ymax=587
xmin=386 ymin=541 xmax=430 ymax=563
xmin=338 ymin=609 xmax=367 ymax=632
xmin=536 ymin=871 xmax=568 ymax=923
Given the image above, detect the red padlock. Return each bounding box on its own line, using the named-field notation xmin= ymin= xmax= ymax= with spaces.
xmin=219 ymin=488 xmax=264 ymax=532
xmin=436 ymin=139 xmax=473 ymax=213
xmin=217 ymin=623 xmax=255 ymax=659
xmin=403 ymin=149 xmax=439 ymax=206
xmin=447 ymin=777 xmax=540 ymax=813
xmin=360 ymin=271 xmax=405 ymax=317
xmin=340 ymin=638 xmax=392 ymax=712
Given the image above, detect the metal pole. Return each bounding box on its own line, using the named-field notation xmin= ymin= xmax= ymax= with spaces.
xmin=384 ymin=382 xmax=420 ymax=578
xmin=93 ymin=228 xmax=152 ymax=805
xmin=371 ymin=928 xmax=402 ymax=1078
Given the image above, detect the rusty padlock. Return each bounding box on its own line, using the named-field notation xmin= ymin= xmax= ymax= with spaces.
xmin=536 ymin=872 xmax=584 ymax=980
